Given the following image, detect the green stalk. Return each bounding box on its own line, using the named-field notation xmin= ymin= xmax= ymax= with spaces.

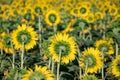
xmin=84 ymin=61 xmax=88 ymax=76
xmin=51 ymin=60 xmax=55 ymax=73
xmin=102 ymin=22 xmax=106 ymax=39
xmin=12 ymin=53 xmax=15 ymax=69
xmin=51 ymin=25 xmax=57 ymax=73
xmin=11 ymin=42 xmax=15 ymax=69
xmin=77 ymin=48 xmax=82 ymax=79
xmin=53 ymin=25 xmax=57 ymax=33
xmin=0 ymin=49 xmax=3 ymax=55
xmin=115 ymin=42 xmax=118 ymax=56
xmin=89 ymin=30 xmax=92 ymax=41
xmin=57 ymin=47 xmax=62 ymax=80
xmin=38 ymin=16 xmax=42 ymax=55
xmin=48 ymin=57 xmax=52 ymax=70
xmin=102 ymin=51 xmax=105 ymax=80
xmin=21 ymin=42 xmax=24 ymax=69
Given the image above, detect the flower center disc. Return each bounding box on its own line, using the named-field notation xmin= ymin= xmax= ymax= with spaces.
xmin=54 ymin=41 xmax=70 ymax=56
xmin=99 ymin=44 xmax=109 ymax=53
xmin=49 ymin=14 xmax=56 ymax=23
xmin=80 ymin=8 xmax=86 ymax=14
xmin=17 ymin=30 xmax=31 ymax=44
xmin=84 ymin=54 xmax=96 ymax=68
xmin=29 ymin=71 xmax=45 ymax=80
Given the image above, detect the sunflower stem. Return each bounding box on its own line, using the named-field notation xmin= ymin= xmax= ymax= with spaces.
xmin=21 ymin=42 xmax=24 ymax=69
xmin=11 ymin=42 xmax=15 ymax=69
xmin=84 ymin=61 xmax=88 ymax=76
xmin=115 ymin=42 xmax=118 ymax=56
xmin=102 ymin=22 xmax=106 ymax=39
xmin=51 ymin=60 xmax=55 ymax=73
xmin=89 ymin=30 xmax=92 ymax=41
xmin=53 ymin=25 xmax=57 ymax=33
xmin=38 ymin=16 xmax=42 ymax=55
xmin=102 ymin=51 xmax=105 ymax=80
xmin=48 ymin=57 xmax=52 ymax=70
xmin=12 ymin=53 xmax=15 ymax=69
xmin=57 ymin=47 xmax=62 ymax=80
xmin=0 ymin=49 xmax=3 ymax=55
xmin=77 ymin=48 xmax=82 ymax=79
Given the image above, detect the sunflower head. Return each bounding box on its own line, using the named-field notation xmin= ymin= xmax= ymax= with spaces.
xmin=95 ymin=39 xmax=114 ymax=55
xmin=79 ymin=47 xmax=102 ymax=73
xmin=34 ymin=5 xmax=43 ymax=16
xmin=95 ymin=11 xmax=105 ymax=20
xmin=111 ymin=55 xmax=120 ymax=76
xmin=45 ymin=10 xmax=60 ymax=26
xmin=84 ymin=13 xmax=95 ymax=23
xmin=108 ymin=5 xmax=118 ymax=16
xmin=49 ymin=33 xmax=77 ymax=64
xmin=11 ymin=24 xmax=38 ymax=50
xmin=24 ymin=12 xmax=34 ymax=21
xmin=0 ymin=32 xmax=6 ymax=49
xmin=22 ymin=65 xmax=54 ymax=80
xmin=70 ymin=8 xmax=80 ymax=17
xmin=79 ymin=5 xmax=90 ymax=18
xmin=2 ymin=33 xmax=13 ymax=54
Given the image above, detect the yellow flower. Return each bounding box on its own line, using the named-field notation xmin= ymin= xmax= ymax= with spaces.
xmin=79 ymin=5 xmax=90 ymax=18
xmin=114 ymin=14 xmax=120 ymax=21
xmin=2 ymin=33 xmax=13 ymax=54
xmin=11 ymin=24 xmax=38 ymax=51
xmin=45 ymin=10 xmax=60 ymax=26
xmin=84 ymin=13 xmax=95 ymax=23
xmin=108 ymin=5 xmax=118 ymax=16
xmin=70 ymin=8 xmax=80 ymax=17
xmin=95 ymin=39 xmax=114 ymax=55
xmin=22 ymin=65 xmax=54 ymax=80
xmin=49 ymin=33 xmax=77 ymax=64
xmin=95 ymin=11 xmax=105 ymax=20
xmin=79 ymin=47 xmax=102 ymax=73
xmin=33 ymin=3 xmax=43 ymax=16
xmin=0 ymin=32 xmax=5 ymax=49
xmin=111 ymin=55 xmax=120 ymax=76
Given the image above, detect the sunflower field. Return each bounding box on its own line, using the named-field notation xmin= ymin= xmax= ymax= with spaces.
xmin=0 ymin=0 xmax=120 ymax=80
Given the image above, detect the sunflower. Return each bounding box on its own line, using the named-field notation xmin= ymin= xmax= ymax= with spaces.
xmin=79 ymin=47 xmax=102 ymax=73
xmin=70 ymin=8 xmax=80 ymax=17
xmin=84 ymin=13 xmax=95 ymax=23
xmin=0 ymin=32 xmax=5 ymax=49
xmin=45 ymin=10 xmax=60 ymax=26
xmin=81 ymin=75 xmax=98 ymax=80
xmin=79 ymin=5 xmax=90 ymax=18
xmin=11 ymin=24 xmax=38 ymax=51
xmin=2 ymin=33 xmax=13 ymax=54
xmin=100 ymin=1 xmax=111 ymax=12
xmin=48 ymin=33 xmax=77 ymax=64
xmin=95 ymin=39 xmax=114 ymax=55
xmin=95 ymin=11 xmax=105 ymax=20
xmin=22 ymin=65 xmax=54 ymax=80
xmin=111 ymin=55 xmax=120 ymax=76
xmin=108 ymin=5 xmax=118 ymax=16
xmin=114 ymin=14 xmax=120 ymax=21
xmin=33 ymin=3 xmax=43 ymax=16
